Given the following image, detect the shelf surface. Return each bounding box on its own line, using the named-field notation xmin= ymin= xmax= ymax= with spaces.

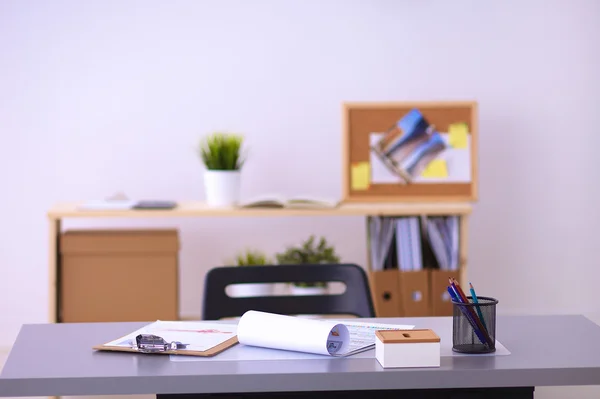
xmin=48 ymin=201 xmax=473 ymax=219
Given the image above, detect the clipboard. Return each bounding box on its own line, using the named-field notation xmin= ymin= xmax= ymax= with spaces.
xmin=92 ymin=321 xmax=239 ymax=357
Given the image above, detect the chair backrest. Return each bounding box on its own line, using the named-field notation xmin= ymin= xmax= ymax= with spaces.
xmin=202 ymin=263 xmax=375 ymax=320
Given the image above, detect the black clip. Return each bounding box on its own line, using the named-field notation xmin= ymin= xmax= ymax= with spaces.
xmin=135 ymin=334 xmax=188 ymax=353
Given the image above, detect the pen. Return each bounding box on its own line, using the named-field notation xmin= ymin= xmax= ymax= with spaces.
xmin=469 ymin=282 xmax=488 ymax=332
xmin=450 ymin=279 xmax=494 ymax=347
xmin=446 ymin=286 xmax=487 ymax=346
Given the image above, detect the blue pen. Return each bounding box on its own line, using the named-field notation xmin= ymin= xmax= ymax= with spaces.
xmin=469 ymin=282 xmax=488 ymax=332
xmin=447 ymin=286 xmax=488 ymax=346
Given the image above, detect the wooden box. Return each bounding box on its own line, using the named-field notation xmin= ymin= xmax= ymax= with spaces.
xmin=375 ymin=329 xmax=441 ymax=368
xmin=59 ymin=229 xmax=179 ymax=322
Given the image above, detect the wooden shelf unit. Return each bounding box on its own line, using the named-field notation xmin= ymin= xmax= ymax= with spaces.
xmin=47 ymin=201 xmax=472 ymax=323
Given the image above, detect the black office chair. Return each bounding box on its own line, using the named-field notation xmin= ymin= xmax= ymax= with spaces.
xmin=202 ymin=263 xmax=375 ymax=320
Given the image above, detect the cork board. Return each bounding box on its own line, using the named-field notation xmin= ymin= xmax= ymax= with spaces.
xmin=342 ymin=101 xmax=478 ymax=202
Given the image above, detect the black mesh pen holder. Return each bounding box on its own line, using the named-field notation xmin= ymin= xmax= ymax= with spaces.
xmin=452 ymin=296 xmax=498 ymax=354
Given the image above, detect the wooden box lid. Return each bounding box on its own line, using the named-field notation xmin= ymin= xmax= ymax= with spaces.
xmin=375 ymin=329 xmax=440 ymax=344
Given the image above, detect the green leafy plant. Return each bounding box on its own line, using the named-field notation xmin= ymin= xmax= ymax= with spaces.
xmin=233 ymin=249 xmax=272 ymax=266
xmin=275 ymin=235 xmax=341 ymax=288
xmin=198 ymin=132 xmax=245 ymax=170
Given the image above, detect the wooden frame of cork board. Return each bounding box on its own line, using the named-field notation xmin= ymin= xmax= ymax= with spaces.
xmin=341 ymin=101 xmax=478 ymax=203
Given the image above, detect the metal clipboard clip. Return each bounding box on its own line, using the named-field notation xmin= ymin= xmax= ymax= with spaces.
xmin=134 ymin=334 xmax=189 ymax=353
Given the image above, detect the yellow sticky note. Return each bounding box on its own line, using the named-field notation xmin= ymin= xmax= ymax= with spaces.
xmin=421 ymin=159 xmax=448 ymax=178
xmin=351 ymin=162 xmax=370 ymax=190
xmin=448 ymin=123 xmax=468 ymax=149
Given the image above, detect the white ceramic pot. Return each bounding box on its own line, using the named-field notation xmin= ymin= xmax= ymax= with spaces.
xmin=229 ymin=283 xmax=274 ymax=298
xmin=290 ymin=285 xmax=328 ymax=296
xmin=204 ymin=170 xmax=241 ymax=206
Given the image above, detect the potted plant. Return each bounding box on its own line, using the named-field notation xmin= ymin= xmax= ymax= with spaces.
xmin=275 ymin=235 xmax=341 ymax=295
xmin=198 ymin=132 xmax=245 ymax=206
xmin=227 ymin=249 xmax=274 ymax=298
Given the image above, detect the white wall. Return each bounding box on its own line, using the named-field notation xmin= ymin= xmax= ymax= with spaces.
xmin=1 ymin=0 xmax=600 ymax=397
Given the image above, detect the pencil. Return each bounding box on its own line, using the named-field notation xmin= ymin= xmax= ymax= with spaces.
xmin=447 ymin=286 xmax=488 ymax=346
xmin=469 ymin=282 xmax=488 ymax=332
xmin=451 ymin=279 xmax=493 ymax=346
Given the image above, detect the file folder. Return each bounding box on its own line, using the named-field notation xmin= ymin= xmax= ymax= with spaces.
xmin=368 ymin=270 xmax=402 ymax=317
xmin=397 ymin=270 xmax=431 ymax=317
xmin=430 ymin=269 xmax=460 ymax=316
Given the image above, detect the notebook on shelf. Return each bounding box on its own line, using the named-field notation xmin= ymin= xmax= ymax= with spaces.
xmin=77 ymin=192 xmax=177 ymax=211
xmin=239 ymin=195 xmax=339 ymax=209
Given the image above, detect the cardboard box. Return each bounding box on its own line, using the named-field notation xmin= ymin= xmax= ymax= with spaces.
xmin=369 ymin=268 xmax=461 ymax=317
xmin=59 ymin=229 xmax=179 ymax=322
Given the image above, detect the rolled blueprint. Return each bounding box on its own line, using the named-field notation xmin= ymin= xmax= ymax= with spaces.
xmin=237 ymin=310 xmax=350 ymax=356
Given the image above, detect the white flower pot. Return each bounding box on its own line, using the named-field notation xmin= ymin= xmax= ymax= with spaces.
xmin=204 ymin=170 xmax=241 ymax=207
xmin=290 ymin=285 xmax=328 ymax=296
xmin=229 ymin=283 xmax=274 ymax=298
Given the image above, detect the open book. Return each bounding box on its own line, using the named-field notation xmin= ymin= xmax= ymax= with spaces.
xmin=239 ymin=196 xmax=339 ymax=209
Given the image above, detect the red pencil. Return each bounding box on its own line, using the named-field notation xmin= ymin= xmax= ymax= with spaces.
xmin=451 ymin=278 xmax=470 ymax=303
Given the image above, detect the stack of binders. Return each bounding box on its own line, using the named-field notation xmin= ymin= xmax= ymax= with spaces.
xmin=367 ymin=215 xmax=461 ymax=317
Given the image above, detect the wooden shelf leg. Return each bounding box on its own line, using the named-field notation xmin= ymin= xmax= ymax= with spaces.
xmin=48 ymin=218 xmax=61 ymax=324
xmin=459 ymin=214 xmax=469 ymax=287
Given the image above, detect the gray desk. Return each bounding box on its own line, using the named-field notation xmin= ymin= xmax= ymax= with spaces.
xmin=1 ymin=315 xmax=600 ymax=399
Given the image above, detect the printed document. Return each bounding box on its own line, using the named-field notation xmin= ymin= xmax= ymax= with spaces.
xmin=103 ymin=321 xmax=237 ymax=352
xmin=100 ymin=312 xmax=414 ymax=358
xmin=236 ymin=311 xmax=414 ymax=357
xmin=336 ymin=320 xmax=415 ymax=354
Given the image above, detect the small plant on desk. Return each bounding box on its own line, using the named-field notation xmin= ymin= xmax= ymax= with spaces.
xmin=275 ymin=235 xmax=341 ymax=295
xmin=197 ymin=132 xmax=245 ymax=207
